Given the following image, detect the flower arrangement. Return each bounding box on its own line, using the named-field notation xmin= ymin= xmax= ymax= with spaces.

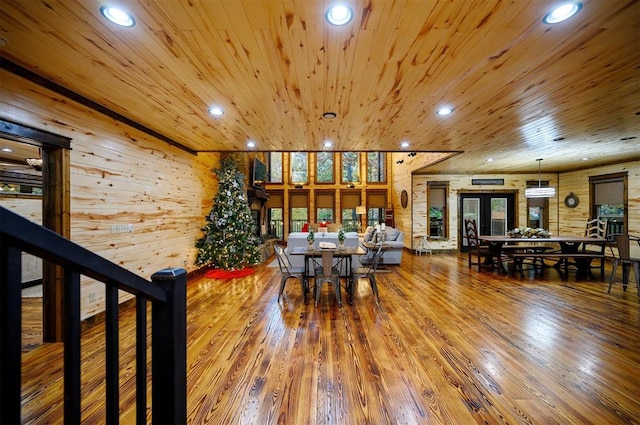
xmin=338 ymin=228 xmax=345 ymax=243
xmin=307 ymin=227 xmax=315 ymax=242
xmin=507 ymin=227 xmax=551 ymax=238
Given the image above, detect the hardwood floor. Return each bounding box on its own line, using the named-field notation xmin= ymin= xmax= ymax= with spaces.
xmin=21 ymin=253 xmax=640 ymax=424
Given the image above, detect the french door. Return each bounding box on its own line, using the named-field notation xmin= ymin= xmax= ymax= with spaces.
xmin=461 ymin=193 xmax=516 ymax=250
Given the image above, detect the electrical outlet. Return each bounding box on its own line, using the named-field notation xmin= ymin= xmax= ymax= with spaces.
xmin=88 ymin=292 xmax=96 ymax=302
xmin=110 ymin=224 xmax=133 ymax=233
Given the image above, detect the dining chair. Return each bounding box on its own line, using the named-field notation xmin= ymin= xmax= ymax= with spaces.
xmin=313 ymin=250 xmax=342 ymax=307
xmin=274 ymin=245 xmax=307 ymax=303
xmin=582 ymin=217 xmax=608 ymax=279
xmin=350 ymin=244 xmax=384 ymax=303
xmin=608 ymin=234 xmax=640 ymax=296
xmin=464 ymin=219 xmax=494 ymax=272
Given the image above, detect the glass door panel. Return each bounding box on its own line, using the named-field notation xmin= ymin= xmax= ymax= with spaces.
xmin=462 ymin=198 xmax=480 ymax=247
xmin=490 ymin=197 xmax=507 ymax=236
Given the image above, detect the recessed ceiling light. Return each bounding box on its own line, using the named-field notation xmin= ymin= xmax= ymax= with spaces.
xmin=581 ymin=157 xmax=590 ymax=161
xmin=486 ymin=158 xmax=494 ymax=162
xmin=100 ymin=6 xmax=136 ymax=27
xmin=323 ymin=140 xmax=333 ymax=148
xmin=1 ymin=148 xmax=12 ymax=152
xmin=325 ymin=4 xmax=353 ymax=26
xmin=209 ymin=106 xmax=224 ymax=116
xmin=322 ymin=112 xmax=337 ymax=119
xmin=246 ymin=141 xmax=256 ymax=148
xmin=400 ymin=141 xmax=410 ymax=148
xmin=543 ymin=2 xmax=582 ymax=24
xmin=436 ymin=107 xmax=453 ymax=116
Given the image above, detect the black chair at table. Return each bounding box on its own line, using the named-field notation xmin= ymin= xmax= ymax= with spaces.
xmin=464 ymin=219 xmax=495 ymax=272
xmin=608 ymin=234 xmax=640 ymax=296
xmin=274 ymin=245 xmax=307 ymax=303
xmin=313 ymin=250 xmax=342 ymax=307
xmin=350 ymin=244 xmax=385 ymax=304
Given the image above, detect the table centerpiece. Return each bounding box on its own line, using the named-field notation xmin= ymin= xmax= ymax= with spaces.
xmin=507 ymin=227 xmax=551 ymax=238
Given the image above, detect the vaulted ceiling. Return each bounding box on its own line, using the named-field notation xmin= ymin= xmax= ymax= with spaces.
xmin=0 ymin=0 xmax=638 ymax=174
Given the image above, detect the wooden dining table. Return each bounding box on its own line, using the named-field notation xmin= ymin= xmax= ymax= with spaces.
xmin=478 ymin=235 xmax=608 ymax=278
xmin=289 ymin=245 xmax=366 ymax=303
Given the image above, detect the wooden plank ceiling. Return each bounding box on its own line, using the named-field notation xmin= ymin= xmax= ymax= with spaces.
xmin=0 ymin=0 xmax=638 ymax=173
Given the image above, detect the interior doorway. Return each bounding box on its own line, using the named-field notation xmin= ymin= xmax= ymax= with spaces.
xmin=460 ymin=192 xmax=516 ymax=251
xmin=0 ymin=119 xmax=71 ymax=342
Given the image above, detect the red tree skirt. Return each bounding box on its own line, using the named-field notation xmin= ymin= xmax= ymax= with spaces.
xmin=205 ymin=267 xmax=255 ymax=279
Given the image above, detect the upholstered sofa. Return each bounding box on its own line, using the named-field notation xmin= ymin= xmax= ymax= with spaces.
xmin=360 ymin=226 xmax=404 ymax=265
xmin=285 ymin=231 xmax=360 ymax=274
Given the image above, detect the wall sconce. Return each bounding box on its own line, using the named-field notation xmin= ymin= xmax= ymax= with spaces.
xmin=346 ymin=184 xmax=355 ymax=189
xmin=294 ymin=184 xmax=303 ymax=189
xmin=408 ymin=152 xmax=417 ymax=157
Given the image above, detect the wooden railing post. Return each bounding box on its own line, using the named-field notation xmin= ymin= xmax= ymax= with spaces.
xmin=151 ymin=268 xmax=187 ymax=425
xmin=0 ymin=240 xmax=23 ymax=424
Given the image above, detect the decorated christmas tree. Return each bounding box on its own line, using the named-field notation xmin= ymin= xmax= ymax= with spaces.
xmin=196 ymin=156 xmax=261 ymax=269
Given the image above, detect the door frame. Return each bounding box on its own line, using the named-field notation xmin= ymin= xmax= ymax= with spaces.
xmin=0 ymin=118 xmax=71 ymax=342
xmin=459 ymin=190 xmax=518 ymax=251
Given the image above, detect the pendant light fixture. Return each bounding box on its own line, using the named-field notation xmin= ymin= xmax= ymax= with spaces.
xmin=525 ymin=159 xmax=556 ymax=198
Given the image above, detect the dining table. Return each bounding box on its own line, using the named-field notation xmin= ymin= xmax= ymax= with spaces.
xmin=289 ymin=245 xmax=367 ymax=303
xmin=478 ymin=235 xmax=608 ymax=278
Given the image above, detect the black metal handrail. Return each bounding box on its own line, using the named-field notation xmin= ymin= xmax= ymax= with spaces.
xmin=0 ymin=206 xmax=186 ymax=424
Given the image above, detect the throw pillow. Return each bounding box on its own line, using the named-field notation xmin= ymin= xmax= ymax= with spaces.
xmin=327 ymin=223 xmax=340 ymax=232
xmin=363 ymin=226 xmax=374 ymax=242
xmin=386 ymin=228 xmax=401 ymax=241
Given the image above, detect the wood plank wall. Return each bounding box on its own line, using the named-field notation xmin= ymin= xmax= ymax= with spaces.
xmin=390 ymin=152 xmax=454 ymax=246
xmin=0 ymin=70 xmax=220 ymax=319
xmin=390 ymin=152 xmax=639 ymax=253
xmin=410 ymin=172 xmax=560 ymax=252
xmin=559 ymin=161 xmax=640 ymax=258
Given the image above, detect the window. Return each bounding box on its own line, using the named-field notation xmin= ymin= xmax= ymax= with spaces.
xmin=367 ymin=152 xmax=386 ymax=183
xmin=315 ymin=190 xmax=335 ymax=222
xmin=428 ymin=182 xmax=448 ymax=239
xmin=527 ymin=198 xmax=548 ymax=230
xmin=315 ymin=152 xmax=334 ymax=183
xmin=265 ymin=191 xmax=284 ymax=239
xmin=526 ymin=179 xmax=549 ymax=230
xmin=366 ymin=191 xmax=386 ymax=227
xmin=590 ymin=172 xmax=627 ymax=238
xmin=268 ymin=152 xmax=283 ymax=183
xmin=290 ymin=152 xmax=308 ymax=184
xmin=290 ymin=191 xmax=309 ymax=232
xmin=341 ymin=190 xmax=362 ymax=232
xmin=341 ymin=152 xmax=359 ymax=183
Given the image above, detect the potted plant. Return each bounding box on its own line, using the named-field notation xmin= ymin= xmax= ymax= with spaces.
xmin=307 ymin=227 xmax=315 ymax=249
xmin=338 ymin=228 xmax=345 ymax=249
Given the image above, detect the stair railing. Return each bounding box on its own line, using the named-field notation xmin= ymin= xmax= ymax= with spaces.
xmin=0 ymin=206 xmax=186 ymax=424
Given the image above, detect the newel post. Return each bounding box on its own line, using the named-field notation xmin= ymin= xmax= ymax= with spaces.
xmin=151 ymin=268 xmax=187 ymax=424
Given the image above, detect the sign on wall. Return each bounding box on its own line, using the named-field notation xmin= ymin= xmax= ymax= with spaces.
xmin=471 ymin=179 xmax=504 ymax=185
